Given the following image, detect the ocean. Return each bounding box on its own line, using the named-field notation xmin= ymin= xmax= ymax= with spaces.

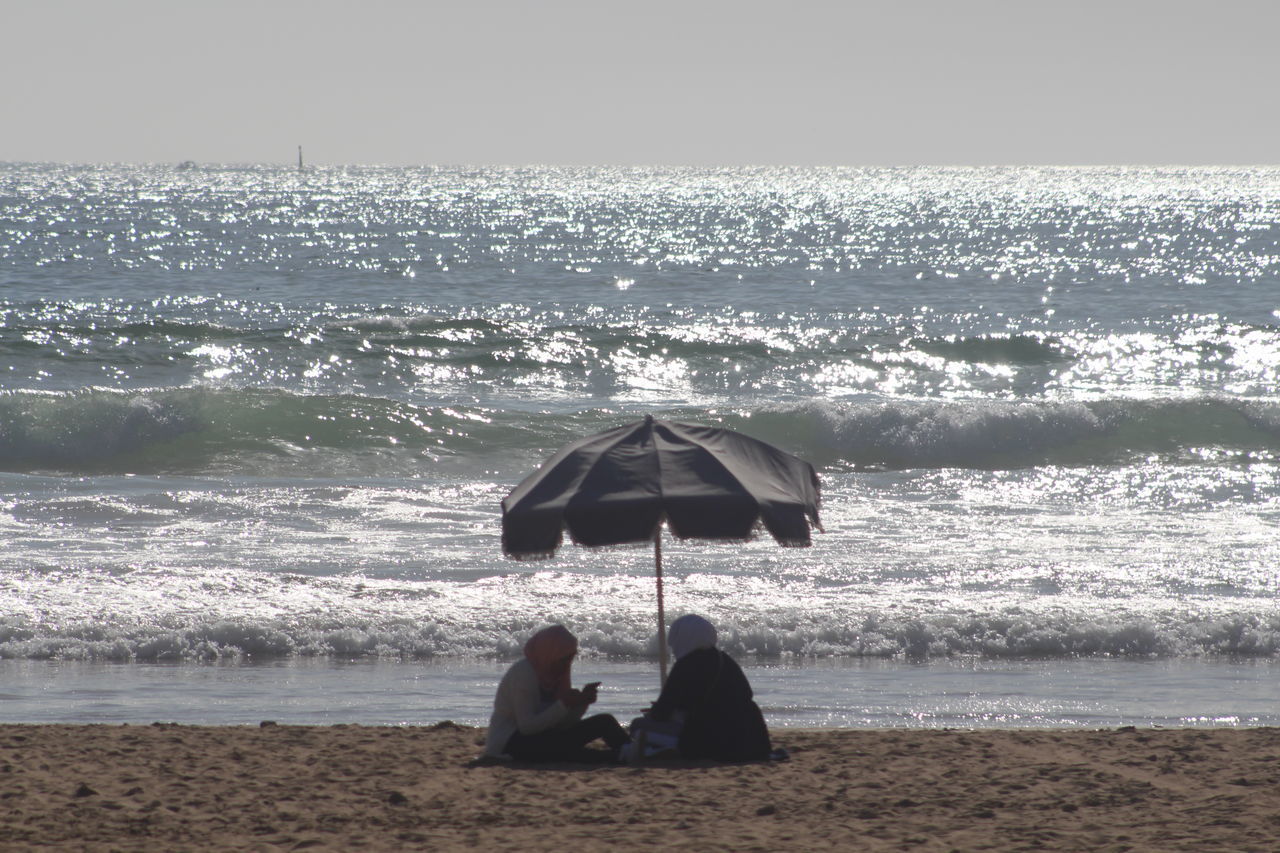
xmin=1 ymin=162 xmax=1277 ymax=728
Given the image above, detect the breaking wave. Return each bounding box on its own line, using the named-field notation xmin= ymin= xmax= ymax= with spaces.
xmin=1 ymin=608 xmax=1276 ymax=663
xmin=2 ymin=388 xmax=1278 ymax=475
xmin=735 ymin=397 xmax=1280 ymax=470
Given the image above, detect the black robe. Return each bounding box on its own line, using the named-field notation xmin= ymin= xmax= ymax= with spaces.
xmin=648 ymin=647 xmax=771 ymax=762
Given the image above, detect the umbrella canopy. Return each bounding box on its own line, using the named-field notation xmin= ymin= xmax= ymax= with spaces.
xmin=501 ymin=414 xmax=821 ymax=679
xmin=502 ymin=415 xmax=821 ymax=557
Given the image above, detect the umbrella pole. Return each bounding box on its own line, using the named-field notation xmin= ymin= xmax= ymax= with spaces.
xmin=655 ymin=526 xmax=669 ymax=685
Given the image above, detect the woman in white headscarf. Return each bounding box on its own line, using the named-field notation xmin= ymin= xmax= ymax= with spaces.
xmin=640 ymin=614 xmax=771 ymax=762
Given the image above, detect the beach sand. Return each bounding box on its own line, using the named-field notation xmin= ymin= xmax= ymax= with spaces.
xmin=1 ymin=723 xmax=1278 ymax=852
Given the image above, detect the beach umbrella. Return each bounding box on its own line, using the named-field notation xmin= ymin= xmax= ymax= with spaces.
xmin=501 ymin=414 xmax=822 ymax=682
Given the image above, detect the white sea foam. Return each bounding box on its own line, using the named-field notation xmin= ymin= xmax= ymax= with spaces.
xmin=2 ymin=558 xmax=1277 ymax=663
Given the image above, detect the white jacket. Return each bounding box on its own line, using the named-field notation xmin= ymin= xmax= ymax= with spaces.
xmin=483 ymin=658 xmax=584 ymax=757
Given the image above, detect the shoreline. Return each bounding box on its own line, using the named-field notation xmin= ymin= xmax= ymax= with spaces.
xmin=2 ymin=723 xmax=1278 ymax=851
xmin=3 ymin=656 xmax=1277 ymax=730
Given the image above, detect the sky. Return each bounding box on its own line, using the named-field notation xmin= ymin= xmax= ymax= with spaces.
xmin=4 ymin=0 xmax=1278 ymax=166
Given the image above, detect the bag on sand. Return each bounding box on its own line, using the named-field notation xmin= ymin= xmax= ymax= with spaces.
xmin=621 ymin=714 xmax=683 ymax=762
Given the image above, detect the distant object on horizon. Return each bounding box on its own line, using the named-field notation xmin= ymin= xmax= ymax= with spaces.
xmin=298 ymin=145 xmax=304 ymax=171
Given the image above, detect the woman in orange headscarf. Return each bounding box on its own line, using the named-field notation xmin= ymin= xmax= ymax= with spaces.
xmin=483 ymin=625 xmax=629 ymax=762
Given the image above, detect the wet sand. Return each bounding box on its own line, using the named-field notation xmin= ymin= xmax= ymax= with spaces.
xmin=1 ymin=723 xmax=1278 ymax=851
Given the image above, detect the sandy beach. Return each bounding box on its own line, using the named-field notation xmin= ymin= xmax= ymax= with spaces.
xmin=1 ymin=723 xmax=1278 ymax=851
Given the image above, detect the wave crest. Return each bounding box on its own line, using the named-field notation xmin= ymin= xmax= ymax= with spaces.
xmin=738 ymin=397 xmax=1280 ymax=469
xmin=2 ymin=389 xmax=1278 ymax=475
xmin=2 ymin=610 xmax=1276 ymax=663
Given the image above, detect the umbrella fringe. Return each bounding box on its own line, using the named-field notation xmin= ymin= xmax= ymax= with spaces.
xmin=503 ymin=526 xmax=815 ymax=558
xmin=671 ymin=533 xmax=812 ymax=547
xmin=504 ymin=550 xmax=556 ymax=561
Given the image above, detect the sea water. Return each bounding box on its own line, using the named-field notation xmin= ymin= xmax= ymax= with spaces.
xmin=1 ymin=163 xmax=1278 ymax=727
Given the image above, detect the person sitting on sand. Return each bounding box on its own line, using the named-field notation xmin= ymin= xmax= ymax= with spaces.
xmin=483 ymin=624 xmax=629 ymax=763
xmin=634 ymin=614 xmax=772 ymax=762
